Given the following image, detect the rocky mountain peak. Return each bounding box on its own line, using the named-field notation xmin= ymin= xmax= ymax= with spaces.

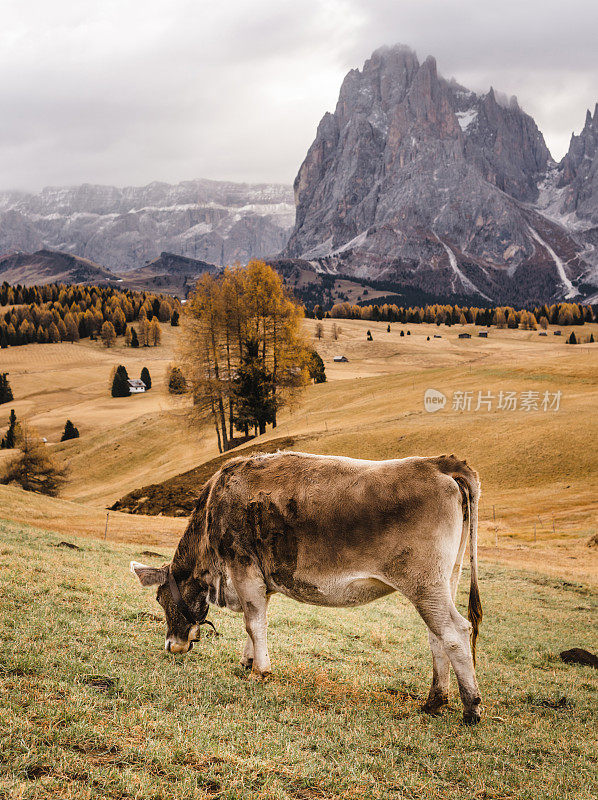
xmin=557 ymin=104 xmax=598 ymax=223
xmin=285 ymin=44 xmax=595 ymax=304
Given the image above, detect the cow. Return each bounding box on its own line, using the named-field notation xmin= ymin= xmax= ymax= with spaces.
xmin=131 ymin=451 xmax=483 ymax=723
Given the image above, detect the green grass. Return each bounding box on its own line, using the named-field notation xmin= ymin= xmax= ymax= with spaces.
xmin=1 ymin=520 xmax=597 ymax=800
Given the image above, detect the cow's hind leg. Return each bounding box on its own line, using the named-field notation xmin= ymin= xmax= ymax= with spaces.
xmin=415 ymin=586 xmax=481 ymax=724
xmin=423 ymin=558 xmax=465 ymax=714
xmin=423 ymin=630 xmax=450 ymax=714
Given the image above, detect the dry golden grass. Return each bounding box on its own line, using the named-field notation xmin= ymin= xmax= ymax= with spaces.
xmin=1 ymin=315 xmax=597 ymax=582
xmin=0 ymin=483 xmax=186 ymax=545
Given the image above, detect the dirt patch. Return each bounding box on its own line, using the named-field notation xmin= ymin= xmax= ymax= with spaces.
xmin=560 ymin=648 xmax=598 ymax=668
xmin=110 ymin=435 xmax=300 ymax=516
xmin=24 ymin=764 xmax=53 ymax=779
xmin=81 ymin=674 xmax=118 ymax=691
xmin=532 ymin=696 xmax=574 ymax=710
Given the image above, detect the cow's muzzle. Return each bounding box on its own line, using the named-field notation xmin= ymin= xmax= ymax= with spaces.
xmin=165 ymin=637 xmax=195 ymax=654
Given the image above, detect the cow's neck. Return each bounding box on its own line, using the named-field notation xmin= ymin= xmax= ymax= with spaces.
xmin=171 ymin=509 xmax=241 ymax=611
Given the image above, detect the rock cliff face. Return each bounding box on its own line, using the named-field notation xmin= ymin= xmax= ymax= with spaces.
xmin=285 ymin=45 xmax=597 ymax=303
xmin=0 ymin=180 xmax=294 ymax=272
xmin=558 ymin=105 xmax=598 ymax=222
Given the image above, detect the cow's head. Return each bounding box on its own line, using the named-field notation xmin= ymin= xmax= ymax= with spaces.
xmin=130 ymin=561 xmax=209 ymax=654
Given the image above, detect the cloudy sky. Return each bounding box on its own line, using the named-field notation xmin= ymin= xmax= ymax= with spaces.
xmin=1 ymin=0 xmax=596 ymax=192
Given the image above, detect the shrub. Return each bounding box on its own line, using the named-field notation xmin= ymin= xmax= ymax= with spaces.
xmin=61 ymin=420 xmax=80 ymax=441
xmin=0 ymin=409 xmax=19 ymax=449
xmin=0 ymin=373 xmax=14 ymax=405
xmin=168 ymin=366 xmax=187 ymax=395
xmin=308 ymin=350 xmax=327 ymax=384
xmin=1 ymin=424 xmax=67 ymax=496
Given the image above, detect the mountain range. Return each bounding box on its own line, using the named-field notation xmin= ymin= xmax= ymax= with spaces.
xmin=1 ymin=44 xmax=597 ymax=305
xmin=0 ymin=180 xmax=294 ymax=272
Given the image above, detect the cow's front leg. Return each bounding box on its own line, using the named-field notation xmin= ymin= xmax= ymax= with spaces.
xmin=240 ymin=634 xmax=254 ymax=669
xmin=231 ymin=565 xmax=271 ymax=679
xmin=243 ymin=593 xmax=271 ymax=679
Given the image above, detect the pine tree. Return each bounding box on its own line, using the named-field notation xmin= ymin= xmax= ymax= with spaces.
xmin=61 ymin=420 xmax=80 ymax=441
xmin=590 ymin=333 xmax=595 ymax=343
xmin=567 ymin=331 xmax=577 ymax=345
xmin=0 ymin=373 xmax=13 ymax=405
xmin=170 ymin=309 xmax=180 ymax=327
xmin=140 ymin=367 xmax=151 ymax=390
xmin=130 ymin=327 xmax=139 ymax=348
xmin=366 ymin=330 xmax=373 ymax=341
xmin=168 ymin=366 xmax=187 ymax=395
xmin=1 ymin=423 xmax=67 ymax=496
xmin=0 ymin=409 xmax=18 ymax=449
xmin=232 ymin=339 xmax=276 ymax=436
xmin=111 ymin=365 xmax=130 ymax=397
xmin=308 ymin=349 xmax=326 ymax=384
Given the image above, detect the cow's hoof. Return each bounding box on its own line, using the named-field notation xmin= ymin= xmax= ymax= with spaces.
xmin=422 ymin=701 xmax=446 ymax=716
xmin=250 ymin=668 xmax=272 ymax=682
xmin=422 ymin=691 xmax=448 ymax=715
xmin=240 ymin=657 xmax=253 ymax=670
xmin=462 ymin=709 xmax=481 ymax=725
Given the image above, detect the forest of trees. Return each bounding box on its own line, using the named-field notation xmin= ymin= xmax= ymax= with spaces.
xmin=0 ymin=282 xmax=180 ymax=348
xmin=320 ymin=301 xmax=596 ymax=329
xmin=178 ymin=260 xmax=311 ymax=452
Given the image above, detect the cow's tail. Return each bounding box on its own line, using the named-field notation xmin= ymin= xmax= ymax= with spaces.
xmin=464 ymin=478 xmax=482 ymax=665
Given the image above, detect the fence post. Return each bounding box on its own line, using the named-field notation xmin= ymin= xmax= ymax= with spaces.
xmin=104 ymin=511 xmax=109 ymax=540
xmin=493 ymin=505 xmax=498 ymax=547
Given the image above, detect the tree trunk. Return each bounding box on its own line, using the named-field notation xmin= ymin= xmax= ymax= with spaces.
xmin=217 ymin=397 xmax=229 ymax=451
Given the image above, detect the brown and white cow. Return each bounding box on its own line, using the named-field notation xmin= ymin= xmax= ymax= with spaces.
xmin=131 ymin=451 xmax=483 ymax=723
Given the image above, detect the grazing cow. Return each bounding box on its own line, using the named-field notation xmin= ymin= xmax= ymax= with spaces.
xmin=131 ymin=451 xmax=483 ymax=723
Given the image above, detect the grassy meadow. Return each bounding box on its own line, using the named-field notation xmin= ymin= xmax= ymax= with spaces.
xmin=0 ymin=311 xmax=597 ymax=798
xmin=1 ymin=520 xmax=597 ymax=799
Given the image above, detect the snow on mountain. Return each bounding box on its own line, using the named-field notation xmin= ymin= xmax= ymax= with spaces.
xmin=0 ymin=180 xmax=294 ymax=271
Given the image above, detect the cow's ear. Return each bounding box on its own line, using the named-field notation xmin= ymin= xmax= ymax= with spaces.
xmin=130 ymin=561 xmax=169 ymax=587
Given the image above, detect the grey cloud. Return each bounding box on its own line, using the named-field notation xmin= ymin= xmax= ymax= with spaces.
xmin=0 ymin=0 xmax=595 ymax=191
